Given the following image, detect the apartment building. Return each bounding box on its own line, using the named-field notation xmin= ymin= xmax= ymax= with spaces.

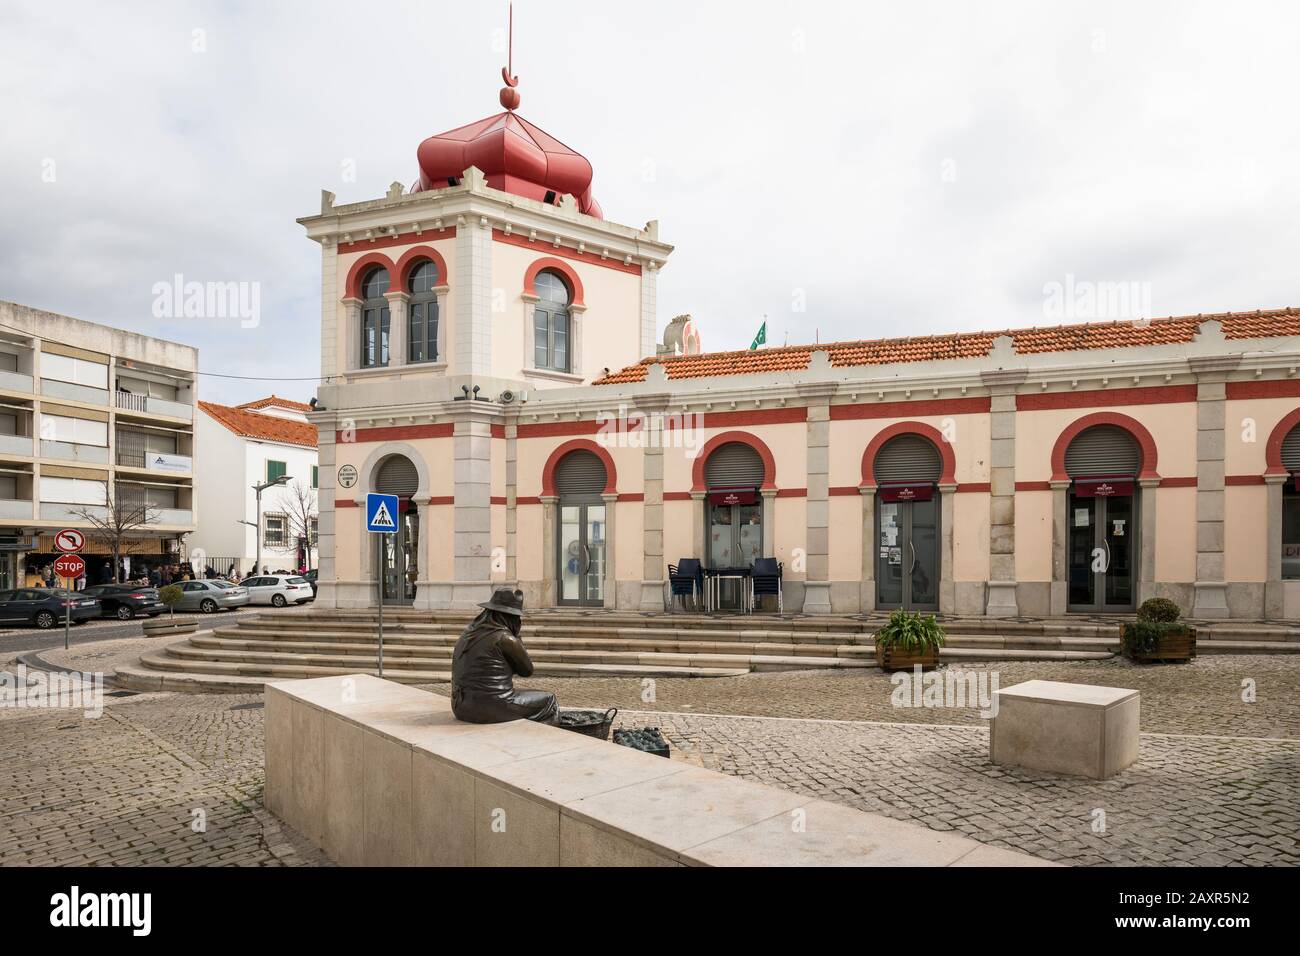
xmin=0 ymin=301 xmax=197 ymax=587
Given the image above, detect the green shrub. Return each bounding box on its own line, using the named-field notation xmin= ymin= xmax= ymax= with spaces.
xmin=158 ymin=584 xmax=183 ymax=618
xmin=1136 ymin=597 xmax=1181 ymax=623
xmin=874 ymin=610 xmax=946 ymax=654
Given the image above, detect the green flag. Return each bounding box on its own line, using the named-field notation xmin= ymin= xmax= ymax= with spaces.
xmin=749 ymin=321 xmax=767 ymax=350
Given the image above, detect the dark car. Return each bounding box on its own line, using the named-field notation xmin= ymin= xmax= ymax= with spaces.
xmin=80 ymin=584 xmax=168 ymax=620
xmin=0 ymin=589 xmax=101 ymax=629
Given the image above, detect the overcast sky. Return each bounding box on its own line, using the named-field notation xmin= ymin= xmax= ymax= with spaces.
xmin=2 ymin=0 xmax=1298 ymax=405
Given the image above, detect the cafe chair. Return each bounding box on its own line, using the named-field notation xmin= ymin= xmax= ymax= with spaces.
xmin=667 ymin=559 xmax=703 ymax=612
xmin=751 ymin=557 xmax=783 ymax=614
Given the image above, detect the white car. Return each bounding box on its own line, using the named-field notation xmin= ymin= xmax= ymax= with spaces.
xmin=242 ymin=574 xmax=315 ymax=607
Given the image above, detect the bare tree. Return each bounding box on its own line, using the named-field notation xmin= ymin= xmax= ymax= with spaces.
xmin=67 ymin=481 xmax=159 ymax=584
xmin=279 ymin=479 xmax=318 ymax=571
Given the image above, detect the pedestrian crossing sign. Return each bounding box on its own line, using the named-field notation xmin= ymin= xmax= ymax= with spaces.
xmin=366 ymin=493 xmax=399 ymax=533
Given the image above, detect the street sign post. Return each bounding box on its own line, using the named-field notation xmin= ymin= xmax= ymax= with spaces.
xmin=365 ymin=493 xmax=399 ymax=678
xmin=53 ymin=553 xmax=85 ymax=651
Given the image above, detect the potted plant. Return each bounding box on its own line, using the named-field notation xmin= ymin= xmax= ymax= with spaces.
xmin=142 ymin=584 xmax=197 ymax=637
xmin=873 ymin=610 xmax=945 ymax=671
xmin=1121 ymin=597 xmax=1196 ymax=663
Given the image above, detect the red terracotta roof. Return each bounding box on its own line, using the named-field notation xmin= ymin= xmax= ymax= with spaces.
xmin=199 ymin=400 xmax=317 ymax=448
xmin=595 ymin=308 xmax=1300 ymax=384
xmin=235 ymin=394 xmax=313 ymax=412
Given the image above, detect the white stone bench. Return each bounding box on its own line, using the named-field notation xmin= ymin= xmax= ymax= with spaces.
xmin=990 ymin=679 xmax=1139 ymax=779
xmin=265 ymin=674 xmax=1055 ymax=867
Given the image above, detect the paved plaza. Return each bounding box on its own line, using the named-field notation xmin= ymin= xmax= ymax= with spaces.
xmin=0 ymin=636 xmax=1296 ymax=866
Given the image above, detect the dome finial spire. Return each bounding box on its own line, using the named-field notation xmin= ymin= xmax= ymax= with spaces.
xmin=499 ymin=2 xmax=520 ymax=110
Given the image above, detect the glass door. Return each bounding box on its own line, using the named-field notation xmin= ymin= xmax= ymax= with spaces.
xmin=876 ymin=496 xmax=940 ymax=610
xmin=707 ymin=501 xmax=762 ymax=609
xmin=1067 ymin=492 xmax=1136 ymax=611
xmin=558 ymin=502 xmax=605 ymax=606
xmin=379 ymin=499 xmax=417 ymax=605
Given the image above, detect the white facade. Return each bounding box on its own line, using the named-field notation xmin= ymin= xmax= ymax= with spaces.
xmin=190 ymin=399 xmax=319 ymax=575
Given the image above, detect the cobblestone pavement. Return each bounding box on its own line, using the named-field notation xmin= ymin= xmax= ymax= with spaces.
xmin=2 ymin=645 xmax=1296 ymax=866
xmin=0 ymin=689 xmax=327 ymax=867
xmin=438 ymin=654 xmax=1300 ymax=740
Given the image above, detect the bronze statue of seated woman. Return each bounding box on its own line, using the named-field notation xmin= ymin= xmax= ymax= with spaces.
xmin=450 ymin=588 xmax=558 ymax=725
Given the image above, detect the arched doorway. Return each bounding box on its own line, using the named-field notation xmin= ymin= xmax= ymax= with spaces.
xmin=1281 ymin=421 xmax=1300 ymax=582
xmin=1064 ymin=425 xmax=1140 ymax=611
xmin=374 ymin=454 xmax=419 ymax=605
xmin=704 ymin=441 xmax=764 ymax=609
xmin=873 ymin=434 xmax=941 ymax=610
xmin=554 ymin=449 xmax=607 ymax=606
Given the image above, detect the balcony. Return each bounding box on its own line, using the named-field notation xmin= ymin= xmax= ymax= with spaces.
xmin=41 ymin=379 xmax=109 ymax=406
xmin=40 ymin=440 xmax=110 ymax=465
xmin=0 ymin=434 xmax=33 ymax=457
xmin=115 ymin=449 xmax=192 ymax=473
xmin=0 ymin=498 xmax=33 ymax=520
xmin=155 ymin=508 xmax=194 ymax=527
xmin=114 ymin=391 xmax=193 ymax=421
xmin=0 ymin=370 xmax=33 ymax=395
xmin=40 ymin=502 xmax=107 ymax=522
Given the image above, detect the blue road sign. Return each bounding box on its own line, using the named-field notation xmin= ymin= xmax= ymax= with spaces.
xmin=366 ymin=493 xmax=399 ymax=533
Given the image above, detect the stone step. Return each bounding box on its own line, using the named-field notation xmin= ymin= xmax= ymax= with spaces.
xmin=941 ymin=634 xmax=1119 ymax=651
xmin=939 ymin=648 xmax=1116 ymax=662
xmin=1193 ymin=639 xmax=1300 ymax=654
xmin=161 ymin=640 xmax=866 ymax=673
xmin=197 ymin=633 xmax=876 ymax=660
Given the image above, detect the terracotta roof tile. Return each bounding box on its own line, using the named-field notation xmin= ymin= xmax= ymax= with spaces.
xmin=198 ymin=400 xmax=318 ymax=448
xmin=595 ymin=308 xmax=1300 ymax=385
xmin=235 ymin=394 xmax=313 ymax=412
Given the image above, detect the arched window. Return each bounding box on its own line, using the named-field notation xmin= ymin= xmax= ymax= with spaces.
xmin=533 ymin=270 xmax=571 ymax=373
xmin=360 ymin=267 xmax=391 ymax=368
xmin=407 ymin=260 xmax=439 ymax=364
xmin=1282 ymin=421 xmax=1300 ymax=580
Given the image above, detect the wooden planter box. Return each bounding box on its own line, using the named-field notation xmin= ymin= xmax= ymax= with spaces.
xmin=143 ymin=618 xmax=197 ymax=638
xmin=875 ymin=644 xmax=941 ymax=671
xmin=1122 ymin=626 xmax=1196 ymax=663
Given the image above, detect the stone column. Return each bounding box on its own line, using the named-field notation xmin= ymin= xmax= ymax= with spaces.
xmin=433 ymin=285 xmax=450 ymax=364
xmin=691 ymin=491 xmax=707 ymax=561
xmin=983 ymin=371 xmax=1025 ymax=617
xmin=454 ymin=206 xmax=493 ymax=377
xmin=1264 ymin=474 xmax=1288 ymax=619
xmin=450 ymin=412 xmax=493 ymax=610
xmin=1049 ymin=479 xmax=1071 ymax=615
xmin=315 ymin=421 xmax=339 ymax=608
xmin=1137 ymin=477 xmax=1160 ymax=605
xmin=601 ymin=491 xmax=618 ymax=608
xmin=859 ymin=487 xmax=876 ymax=612
xmin=341 ymin=298 xmax=362 ymax=372
xmin=504 ymin=417 xmax=519 ymax=587
xmin=939 ymin=482 xmax=957 ymax=614
xmin=1190 ymin=358 xmax=1237 ymax=618
xmin=800 ymin=387 xmax=835 ymax=614
xmin=761 ymin=489 xmax=777 ymax=559
xmin=637 ymin=393 xmax=669 ymax=611
xmin=540 ymin=495 xmax=558 ymax=607
xmin=384 ymin=291 xmax=408 ymax=367
xmin=320 ymin=239 xmax=339 ymax=379
xmin=412 ymin=500 xmax=434 ymax=609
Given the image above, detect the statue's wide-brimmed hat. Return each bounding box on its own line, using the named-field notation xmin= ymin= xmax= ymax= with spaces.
xmin=478 ymin=588 xmax=525 ymax=617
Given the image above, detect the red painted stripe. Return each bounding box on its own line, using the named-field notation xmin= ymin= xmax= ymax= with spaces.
xmin=336 ymin=499 xmax=358 ymax=508
xmin=428 ymin=496 xmax=454 ymax=505
xmin=663 ymin=491 xmax=694 ymax=501
xmin=1226 ymin=379 xmax=1300 ymax=400
xmin=1226 ymin=474 xmax=1266 ymax=486
xmin=1015 ymin=481 xmax=1054 ymax=492
xmin=1158 ymin=477 xmax=1197 ymax=488
xmin=517 ymin=420 xmax=603 ymax=438
xmin=492 ymin=229 xmax=642 ymax=276
xmin=1017 ymin=385 xmax=1196 ymax=411
xmin=776 ymin=488 xmax=806 ymax=498
xmin=829 ymin=486 xmax=861 ymax=496
xmin=957 ymin=482 xmax=990 ymax=493
xmin=701 ymin=408 xmax=807 ymax=427
xmin=338 ymin=228 xmax=455 ymax=255
xmin=490 ymin=424 xmax=506 ymax=438
xmin=490 ymin=496 xmax=507 ymax=505
xmin=616 ymin=493 xmax=644 ymax=502
xmin=831 ymin=397 xmax=991 ymax=420
xmin=354 ymin=423 xmax=454 ymax=442
xmin=516 ymin=496 xmax=542 ymax=505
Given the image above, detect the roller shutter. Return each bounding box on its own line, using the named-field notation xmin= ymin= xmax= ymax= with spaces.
xmin=874 ymin=434 xmax=942 ymax=483
xmin=375 ymin=455 xmax=419 ymax=496
xmin=1065 ymin=425 xmax=1140 ymax=477
xmin=554 ymin=450 xmax=607 ymax=496
xmin=1282 ymin=424 xmax=1300 ymax=472
xmin=704 ymin=442 xmax=764 ymax=488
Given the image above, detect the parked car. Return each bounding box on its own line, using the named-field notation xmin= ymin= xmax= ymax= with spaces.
xmin=303 ymin=569 xmax=318 ymax=597
xmin=172 ymin=579 xmax=250 ymax=613
xmin=0 ymin=589 xmax=101 ymax=629
xmin=81 ymin=584 xmax=168 ymax=620
xmin=242 ymin=574 xmax=314 ymax=607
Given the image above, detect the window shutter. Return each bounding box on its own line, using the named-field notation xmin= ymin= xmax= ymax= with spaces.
xmin=1282 ymin=424 xmax=1300 ymax=472
xmin=873 ymin=434 xmax=942 ymax=484
xmin=375 ymin=455 xmax=419 ymax=496
xmin=554 ymin=450 xmax=607 ymax=497
xmin=704 ymin=442 xmax=764 ymax=488
xmin=1065 ymin=425 xmax=1141 ymax=477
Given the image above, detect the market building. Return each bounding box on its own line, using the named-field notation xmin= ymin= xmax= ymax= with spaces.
xmin=300 ymin=76 xmax=1300 ymax=622
xmin=0 ymin=301 xmax=197 ymax=586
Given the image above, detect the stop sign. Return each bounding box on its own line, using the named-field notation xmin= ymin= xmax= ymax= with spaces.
xmin=53 ymin=554 xmax=85 ymax=579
